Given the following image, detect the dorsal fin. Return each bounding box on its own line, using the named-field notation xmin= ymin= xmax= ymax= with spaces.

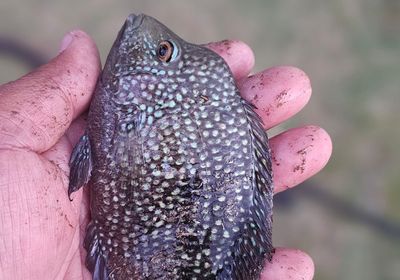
xmin=229 ymin=99 xmax=274 ymax=280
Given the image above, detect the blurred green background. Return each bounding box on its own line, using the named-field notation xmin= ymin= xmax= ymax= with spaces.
xmin=1 ymin=1 xmax=399 ymax=279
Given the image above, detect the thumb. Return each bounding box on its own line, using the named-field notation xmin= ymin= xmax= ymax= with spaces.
xmin=0 ymin=30 xmax=101 ymax=152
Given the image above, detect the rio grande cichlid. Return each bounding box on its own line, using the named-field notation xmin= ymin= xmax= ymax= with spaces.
xmin=68 ymin=13 xmax=274 ymax=280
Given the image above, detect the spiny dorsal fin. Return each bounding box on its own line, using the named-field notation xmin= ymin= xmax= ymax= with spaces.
xmin=230 ymin=99 xmax=274 ymax=280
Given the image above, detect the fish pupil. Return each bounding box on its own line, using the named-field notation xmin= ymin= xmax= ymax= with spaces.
xmin=157 ymin=41 xmax=173 ymax=62
xmin=159 ymin=45 xmax=167 ymax=56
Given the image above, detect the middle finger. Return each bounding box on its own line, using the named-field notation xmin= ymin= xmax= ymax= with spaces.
xmin=239 ymin=66 xmax=312 ymax=129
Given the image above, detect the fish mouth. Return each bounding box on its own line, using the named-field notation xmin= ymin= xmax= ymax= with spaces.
xmin=112 ymin=14 xmax=145 ymax=50
xmin=126 ymin=14 xmax=145 ymax=30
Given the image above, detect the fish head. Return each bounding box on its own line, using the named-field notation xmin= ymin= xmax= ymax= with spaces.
xmin=101 ymin=13 xmax=234 ymax=103
xmin=109 ymin=14 xmax=183 ymax=71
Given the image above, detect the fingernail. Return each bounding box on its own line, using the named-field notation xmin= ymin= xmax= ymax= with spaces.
xmin=59 ymin=32 xmax=74 ymax=53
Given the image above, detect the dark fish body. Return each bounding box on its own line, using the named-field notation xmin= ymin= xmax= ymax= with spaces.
xmin=69 ymin=14 xmax=273 ymax=280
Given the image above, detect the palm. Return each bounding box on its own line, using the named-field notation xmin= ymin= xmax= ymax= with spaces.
xmin=0 ymin=128 xmax=93 ymax=279
xmin=0 ymin=31 xmax=330 ymax=280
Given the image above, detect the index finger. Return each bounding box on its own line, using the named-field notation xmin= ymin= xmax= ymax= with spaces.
xmin=206 ymin=40 xmax=255 ymax=79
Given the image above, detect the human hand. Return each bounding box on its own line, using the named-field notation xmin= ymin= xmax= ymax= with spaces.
xmin=0 ymin=31 xmax=331 ymax=280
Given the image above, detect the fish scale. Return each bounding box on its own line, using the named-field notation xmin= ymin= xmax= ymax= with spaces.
xmin=69 ymin=13 xmax=273 ymax=280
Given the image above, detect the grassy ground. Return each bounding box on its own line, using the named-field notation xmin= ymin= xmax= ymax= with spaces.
xmin=1 ymin=1 xmax=399 ymax=279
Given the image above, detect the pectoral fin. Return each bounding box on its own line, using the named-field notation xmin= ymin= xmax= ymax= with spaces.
xmin=68 ymin=133 xmax=92 ymax=200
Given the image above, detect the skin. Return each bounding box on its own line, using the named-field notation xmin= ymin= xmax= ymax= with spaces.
xmin=0 ymin=31 xmax=331 ymax=280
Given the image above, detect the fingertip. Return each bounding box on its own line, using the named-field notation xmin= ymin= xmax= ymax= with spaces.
xmin=240 ymin=66 xmax=312 ymax=128
xmin=261 ymin=248 xmax=314 ymax=280
xmin=57 ymin=29 xmax=99 ymax=65
xmin=59 ymin=29 xmax=99 ymax=58
xmin=206 ymin=40 xmax=255 ymax=79
xmin=309 ymin=125 xmax=332 ymax=169
xmin=271 ymin=125 xmax=332 ymax=193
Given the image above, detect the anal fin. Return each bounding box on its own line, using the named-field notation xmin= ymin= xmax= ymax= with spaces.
xmin=84 ymin=221 xmax=109 ymax=280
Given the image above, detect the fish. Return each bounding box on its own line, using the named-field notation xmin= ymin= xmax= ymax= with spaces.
xmin=68 ymin=13 xmax=274 ymax=280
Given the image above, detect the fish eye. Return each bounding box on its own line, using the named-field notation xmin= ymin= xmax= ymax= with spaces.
xmin=157 ymin=40 xmax=178 ymax=62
